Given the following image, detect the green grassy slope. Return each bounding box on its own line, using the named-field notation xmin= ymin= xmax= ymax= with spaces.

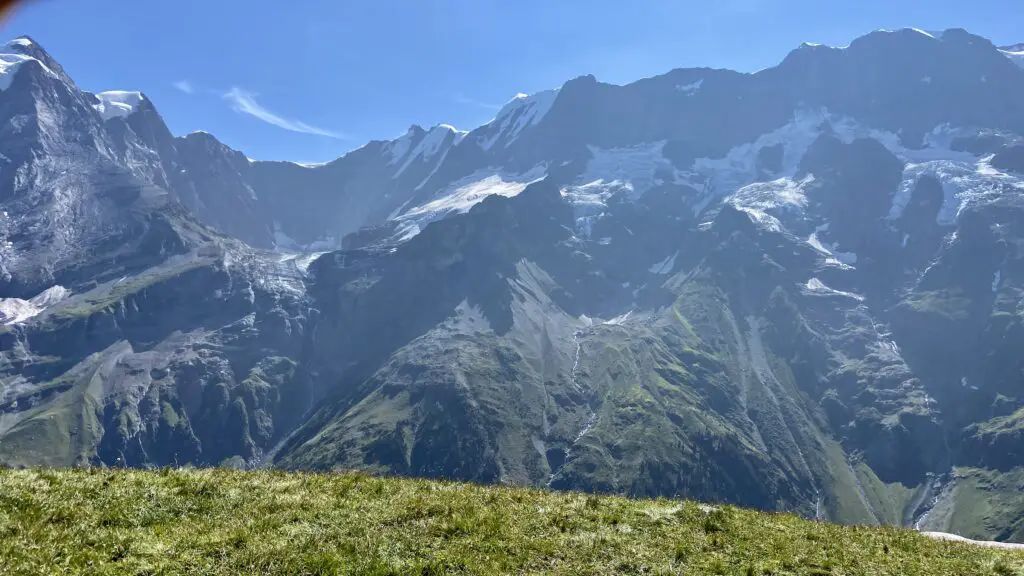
xmin=1 ymin=469 xmax=1021 ymax=575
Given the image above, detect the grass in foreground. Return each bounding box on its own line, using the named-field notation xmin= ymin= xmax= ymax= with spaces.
xmin=0 ymin=468 xmax=1022 ymax=575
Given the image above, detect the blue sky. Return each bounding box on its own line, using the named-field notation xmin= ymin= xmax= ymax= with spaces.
xmin=3 ymin=0 xmax=1020 ymax=163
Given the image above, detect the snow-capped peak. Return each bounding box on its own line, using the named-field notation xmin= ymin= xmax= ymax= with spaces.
xmin=795 ymin=40 xmax=847 ymax=53
xmin=385 ymin=127 xmax=420 ymax=165
xmin=93 ymin=90 xmax=146 ymax=121
xmin=0 ymin=37 xmax=59 ymax=91
xmin=5 ymin=37 xmax=32 ymax=49
xmin=480 ymin=88 xmax=559 ymax=150
xmin=435 ymin=123 xmax=467 ymax=138
xmin=393 ymin=123 xmax=465 ymax=177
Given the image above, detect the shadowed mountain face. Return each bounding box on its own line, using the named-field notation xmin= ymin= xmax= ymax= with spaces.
xmin=3 ymin=29 xmax=1024 ymax=542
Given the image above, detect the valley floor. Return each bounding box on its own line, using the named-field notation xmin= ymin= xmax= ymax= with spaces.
xmin=0 ymin=469 xmax=1022 ymax=575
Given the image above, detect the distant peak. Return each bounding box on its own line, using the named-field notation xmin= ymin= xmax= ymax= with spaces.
xmin=93 ymin=90 xmax=147 ymax=121
xmin=859 ymin=27 xmax=957 ymax=44
xmin=433 ymin=123 xmax=466 ymax=134
xmin=0 ymin=36 xmax=64 ymax=91
xmin=6 ymin=36 xmax=33 ymax=49
xmin=797 ymin=41 xmax=845 ymax=51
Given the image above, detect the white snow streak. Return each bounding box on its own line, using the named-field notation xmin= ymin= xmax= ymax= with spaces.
xmin=0 ymin=285 xmax=70 ymax=325
xmin=481 ymin=89 xmax=559 ymax=150
xmin=1001 ymin=49 xmax=1024 ymax=69
xmin=392 ymin=166 xmax=547 ymax=240
xmin=648 ymin=251 xmax=679 ymax=275
xmin=805 ymin=278 xmax=864 ymax=301
xmin=675 ymin=79 xmax=704 ymax=95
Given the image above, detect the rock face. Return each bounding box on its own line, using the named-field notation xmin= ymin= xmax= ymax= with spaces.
xmin=3 ymin=29 xmax=1024 ymax=542
xmin=0 ymin=37 xmax=312 ymax=469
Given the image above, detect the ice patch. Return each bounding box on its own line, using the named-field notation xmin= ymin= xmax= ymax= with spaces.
xmin=902 ymin=233 xmax=910 ymax=248
xmin=992 ymin=270 xmax=1001 ymax=293
xmin=693 ymin=111 xmax=1001 ymax=219
xmin=0 ymin=285 xmax=69 ymax=325
xmin=923 ymin=532 xmax=1024 ymax=550
xmin=0 ymin=51 xmax=53 ymax=91
xmin=692 ymin=109 xmax=836 ymax=205
xmin=805 ymin=278 xmax=864 ymax=301
xmin=273 ymin=222 xmax=300 ymax=252
xmin=294 ymin=252 xmax=326 ymax=272
xmin=93 ymin=90 xmax=145 ymax=120
xmin=648 ymin=251 xmax=678 ymax=275
xmin=807 ymin=233 xmax=831 ymax=255
xmin=561 ymin=141 xmax=691 ymax=235
xmin=392 ymin=166 xmax=547 ymax=240
xmin=675 ymin=79 xmax=703 ymax=95
xmin=730 ymin=176 xmax=813 ymax=213
xmin=597 ymin=237 xmax=612 ymax=245
xmin=562 ymin=179 xmax=618 ymax=214
xmin=481 ymin=89 xmax=559 ymax=150
xmin=888 ymin=157 xmax=1023 ymax=225
xmin=603 ymin=311 xmax=633 ymax=326
xmin=273 ymin=222 xmax=338 ymax=252
xmin=727 ymin=176 xmax=815 ymax=232
xmin=805 ymin=231 xmax=857 ymax=268
xmin=734 ymin=206 xmax=784 ymax=233
xmin=576 ymin=141 xmax=690 ymax=202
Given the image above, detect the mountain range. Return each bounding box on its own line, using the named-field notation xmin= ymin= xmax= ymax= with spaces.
xmin=2 ymin=27 xmax=1024 ymax=542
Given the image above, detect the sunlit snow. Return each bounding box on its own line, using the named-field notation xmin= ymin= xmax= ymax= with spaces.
xmin=481 ymin=89 xmax=559 ymax=150
xmin=392 ymin=166 xmax=547 ymax=240
xmin=675 ymin=79 xmax=703 ymax=95
xmin=0 ymin=285 xmax=69 ymax=325
xmin=93 ymin=90 xmax=145 ymax=120
xmin=394 ymin=124 xmax=466 ymax=177
xmin=1001 ymin=49 xmax=1024 ymax=69
xmin=805 ymin=278 xmax=864 ymax=301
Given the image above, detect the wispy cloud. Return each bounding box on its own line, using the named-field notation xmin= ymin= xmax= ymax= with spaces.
xmin=223 ymin=87 xmax=346 ymax=139
xmin=453 ymin=92 xmax=501 ymax=110
xmin=173 ymin=80 xmax=195 ymax=94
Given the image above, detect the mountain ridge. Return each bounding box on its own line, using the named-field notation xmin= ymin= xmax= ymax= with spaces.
xmin=2 ymin=26 xmax=1024 ymax=544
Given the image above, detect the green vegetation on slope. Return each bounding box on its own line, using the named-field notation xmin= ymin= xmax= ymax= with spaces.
xmin=0 ymin=468 xmax=1022 ymax=575
xmin=926 ymin=467 xmax=1024 ymax=544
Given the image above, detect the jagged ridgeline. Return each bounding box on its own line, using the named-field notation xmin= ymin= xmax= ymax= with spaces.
xmin=2 ymin=28 xmax=1024 ymax=542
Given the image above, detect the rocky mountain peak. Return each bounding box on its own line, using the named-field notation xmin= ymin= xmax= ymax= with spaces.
xmin=3 ymin=27 xmax=1024 ymax=543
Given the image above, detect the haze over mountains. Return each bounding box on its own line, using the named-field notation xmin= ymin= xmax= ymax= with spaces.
xmin=2 ymin=27 xmax=1024 ymax=542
